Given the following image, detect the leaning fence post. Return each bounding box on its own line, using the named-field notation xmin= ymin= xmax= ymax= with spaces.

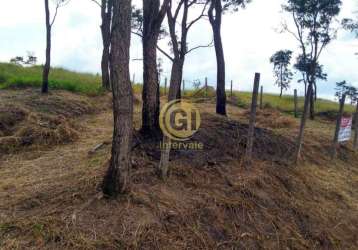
xmin=332 ymin=94 xmax=346 ymax=159
xmin=294 ymin=89 xmax=298 ymax=118
xmin=354 ymin=102 xmax=358 ymax=150
xmin=164 ymin=77 xmax=167 ymax=96
xmin=245 ymin=73 xmax=260 ymax=166
xmin=205 ymin=77 xmax=208 ymax=97
xmin=230 ymin=80 xmax=233 ymax=98
xmin=260 ymin=86 xmax=263 ymax=109
xmin=182 ymin=80 xmax=185 ymax=97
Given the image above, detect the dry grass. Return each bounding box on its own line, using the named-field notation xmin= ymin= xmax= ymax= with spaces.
xmin=0 ymin=88 xmax=111 ymax=155
xmin=0 ymin=89 xmax=357 ymax=249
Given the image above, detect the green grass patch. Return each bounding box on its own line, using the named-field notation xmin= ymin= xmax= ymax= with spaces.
xmin=0 ymin=63 xmax=103 ymax=95
xmin=230 ymin=91 xmax=356 ymax=115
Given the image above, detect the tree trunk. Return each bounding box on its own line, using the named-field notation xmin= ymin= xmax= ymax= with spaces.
xmin=294 ymin=82 xmax=313 ymax=164
xmin=42 ymin=0 xmax=51 ymax=94
xmin=142 ymin=34 xmax=160 ymax=135
xmin=354 ymin=103 xmax=358 ymax=150
xmin=280 ymin=87 xmax=283 ymax=98
xmin=141 ymin=0 xmax=168 ymax=136
xmin=158 ymin=61 xmax=182 ymax=180
xmin=102 ymin=0 xmax=133 ymax=197
xmin=209 ymin=0 xmax=226 ymax=116
xmin=171 ymin=58 xmax=184 ymax=100
xmin=100 ymin=0 xmax=112 ymax=90
xmin=309 ymin=88 xmax=315 ymax=120
xmin=332 ymin=94 xmax=346 ymax=159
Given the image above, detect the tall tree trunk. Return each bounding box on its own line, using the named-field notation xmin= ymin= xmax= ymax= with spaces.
xmin=294 ymin=82 xmax=313 ymax=164
xmin=171 ymin=59 xmax=184 ymax=100
xmin=100 ymin=0 xmax=112 ymax=90
xmin=209 ymin=0 xmax=226 ymax=115
xmin=309 ymin=88 xmax=315 ymax=120
xmin=102 ymin=0 xmax=133 ymax=197
xmin=280 ymin=87 xmax=283 ymax=98
xmin=142 ymin=34 xmax=160 ymax=135
xmin=141 ymin=0 xmax=169 ymax=136
xmin=354 ymin=103 xmax=358 ymax=150
xmin=158 ymin=60 xmax=183 ymax=179
xmin=42 ymin=0 xmax=51 ymax=94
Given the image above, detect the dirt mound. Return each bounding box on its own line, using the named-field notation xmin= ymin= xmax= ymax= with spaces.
xmin=135 ymin=112 xmax=296 ymax=167
xmin=0 ymin=106 xmax=28 ymax=136
xmin=0 ymin=88 xmax=107 ymax=154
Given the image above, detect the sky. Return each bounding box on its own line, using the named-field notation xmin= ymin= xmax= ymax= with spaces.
xmin=0 ymin=0 xmax=357 ymax=100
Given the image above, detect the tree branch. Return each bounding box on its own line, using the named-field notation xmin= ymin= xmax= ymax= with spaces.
xmin=185 ymin=39 xmax=213 ymax=55
xmin=131 ymin=31 xmax=174 ymax=61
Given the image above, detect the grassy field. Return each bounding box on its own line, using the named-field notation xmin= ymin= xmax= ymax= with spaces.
xmin=230 ymin=91 xmax=356 ymax=114
xmin=0 ymin=63 xmax=103 ymax=95
xmin=0 ymin=62 xmax=354 ymax=115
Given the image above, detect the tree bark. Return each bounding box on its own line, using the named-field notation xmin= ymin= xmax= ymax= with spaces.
xmin=42 ymin=0 xmax=51 ymax=94
xmin=102 ymin=0 xmax=133 ymax=197
xmin=332 ymin=94 xmax=346 ymax=159
xmin=294 ymin=82 xmax=313 ymax=164
xmin=158 ymin=62 xmax=182 ymax=179
xmin=141 ymin=0 xmax=169 ymax=136
xmin=354 ymin=103 xmax=358 ymax=150
xmin=171 ymin=58 xmax=184 ymax=100
xmin=209 ymin=0 xmax=226 ymax=115
xmin=100 ymin=0 xmax=112 ymax=90
xmin=245 ymin=73 xmax=260 ymax=166
xmin=309 ymin=88 xmax=315 ymax=120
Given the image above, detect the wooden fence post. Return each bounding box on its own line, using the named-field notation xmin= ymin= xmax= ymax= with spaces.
xmin=332 ymin=94 xmax=346 ymax=159
xmin=230 ymin=80 xmax=233 ymax=98
xmin=182 ymin=80 xmax=185 ymax=96
xmin=260 ymin=86 xmax=263 ymax=109
xmin=205 ymin=77 xmax=208 ymax=97
xmin=294 ymin=89 xmax=298 ymax=118
xmin=354 ymin=102 xmax=358 ymax=150
xmin=164 ymin=77 xmax=167 ymax=96
xmin=245 ymin=73 xmax=260 ymax=165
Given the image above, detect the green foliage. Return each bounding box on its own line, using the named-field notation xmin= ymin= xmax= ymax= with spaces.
xmin=0 ymin=63 xmax=103 ymax=95
xmin=270 ymin=50 xmax=293 ymax=94
xmin=335 ymin=80 xmax=358 ymax=103
xmin=283 ymin=0 xmax=342 ymax=88
xmin=342 ymin=18 xmax=358 ymax=37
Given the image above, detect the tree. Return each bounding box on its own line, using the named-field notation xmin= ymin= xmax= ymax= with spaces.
xmin=100 ymin=0 xmax=113 ymax=90
xmin=208 ymin=0 xmax=250 ymax=115
xmin=42 ymin=0 xmax=70 ymax=94
xmin=166 ymin=0 xmax=210 ymax=100
xmin=89 ymin=0 xmax=113 ymax=90
xmin=342 ymin=13 xmax=358 ymax=55
xmin=270 ymin=50 xmax=293 ymax=97
xmin=342 ymin=18 xmax=358 ymax=37
xmin=102 ymin=0 xmax=133 ymax=197
xmin=139 ymin=0 xmax=170 ymax=135
xmin=158 ymin=0 xmax=210 ymax=180
xmin=282 ymin=0 xmax=342 ymax=163
xmin=294 ymin=55 xmax=327 ymax=119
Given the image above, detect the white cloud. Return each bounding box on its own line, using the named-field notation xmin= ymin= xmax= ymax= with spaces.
xmin=0 ymin=0 xmax=357 ymax=100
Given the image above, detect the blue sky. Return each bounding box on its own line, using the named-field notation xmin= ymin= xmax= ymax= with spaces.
xmin=0 ymin=0 xmax=357 ymax=100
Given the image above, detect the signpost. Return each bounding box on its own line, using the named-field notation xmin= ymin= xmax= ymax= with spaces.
xmin=338 ymin=117 xmax=352 ymax=142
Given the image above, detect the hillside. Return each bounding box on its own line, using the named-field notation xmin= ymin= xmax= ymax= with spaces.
xmin=0 ymin=86 xmax=357 ymax=249
xmin=0 ymin=63 xmax=353 ymax=116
